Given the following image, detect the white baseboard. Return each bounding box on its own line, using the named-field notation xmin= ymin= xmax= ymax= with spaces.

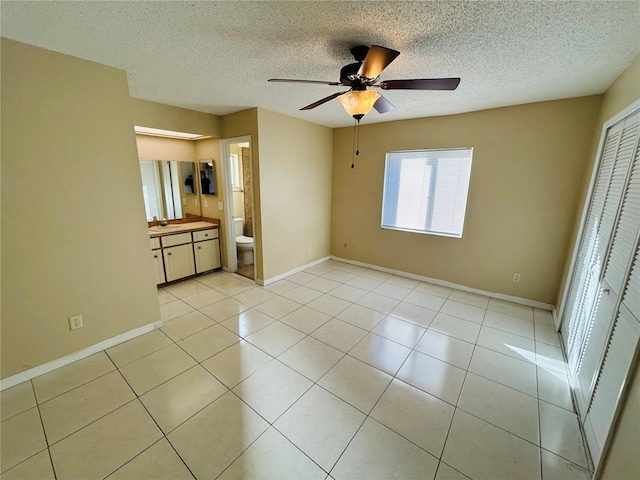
xmin=0 ymin=321 xmax=162 ymax=391
xmin=330 ymin=255 xmax=555 ymax=311
xmin=260 ymin=256 xmax=332 ymax=286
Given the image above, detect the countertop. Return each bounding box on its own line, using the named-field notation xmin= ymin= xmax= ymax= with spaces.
xmin=149 ymin=221 xmax=219 ymax=238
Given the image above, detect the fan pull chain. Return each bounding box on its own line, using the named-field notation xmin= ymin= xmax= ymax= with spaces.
xmin=351 ymin=117 xmax=362 ymax=169
xmin=351 ymin=118 xmax=357 ymax=168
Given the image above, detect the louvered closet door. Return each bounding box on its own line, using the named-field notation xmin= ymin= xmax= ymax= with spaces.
xmin=560 ymin=105 xmax=640 ymax=472
xmin=575 ymin=151 xmax=639 ymax=411
xmin=584 ymin=245 xmax=640 ymax=465
xmin=572 ymin=111 xmax=640 ymax=414
xmin=562 ymin=121 xmax=622 ymax=377
xmin=562 ymin=112 xmax=640 ymax=413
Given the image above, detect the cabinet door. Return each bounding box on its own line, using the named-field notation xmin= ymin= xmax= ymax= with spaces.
xmin=151 ymin=250 xmax=165 ymax=285
xmin=194 ymin=239 xmax=221 ymax=273
xmin=163 ymin=244 xmax=195 ymax=282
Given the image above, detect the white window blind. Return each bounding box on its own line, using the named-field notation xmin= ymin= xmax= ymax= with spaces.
xmin=381 ymin=148 xmax=473 ymax=238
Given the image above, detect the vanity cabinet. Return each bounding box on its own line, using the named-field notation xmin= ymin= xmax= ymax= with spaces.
xmin=150 ymin=225 xmax=221 ymax=285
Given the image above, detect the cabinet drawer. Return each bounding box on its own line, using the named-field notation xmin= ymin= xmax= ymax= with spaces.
xmin=193 ymin=229 xmax=219 ymax=242
xmin=150 ymin=237 xmax=161 ymax=249
xmin=161 ymin=232 xmax=192 ymax=247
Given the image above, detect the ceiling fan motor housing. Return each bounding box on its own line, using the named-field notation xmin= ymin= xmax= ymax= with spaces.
xmin=340 ymin=63 xmax=376 ymax=89
xmin=340 ymin=45 xmax=377 ymax=88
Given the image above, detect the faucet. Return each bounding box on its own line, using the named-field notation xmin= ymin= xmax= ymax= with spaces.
xmin=160 ymin=218 xmax=168 ymax=226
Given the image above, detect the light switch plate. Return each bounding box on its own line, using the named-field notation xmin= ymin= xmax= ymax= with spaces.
xmin=218 ymin=202 xmax=224 ymax=210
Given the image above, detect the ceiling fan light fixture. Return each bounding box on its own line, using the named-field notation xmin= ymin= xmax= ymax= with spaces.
xmin=338 ymin=90 xmax=381 ymax=118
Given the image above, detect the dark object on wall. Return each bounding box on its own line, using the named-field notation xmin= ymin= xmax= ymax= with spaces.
xmin=184 ymin=174 xmax=194 ymax=193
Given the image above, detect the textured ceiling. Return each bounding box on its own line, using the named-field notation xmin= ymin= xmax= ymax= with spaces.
xmin=1 ymin=1 xmax=638 ymax=128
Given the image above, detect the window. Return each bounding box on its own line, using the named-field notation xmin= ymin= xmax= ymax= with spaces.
xmin=381 ymin=148 xmax=473 ymax=238
xmin=229 ymin=154 xmax=242 ymax=190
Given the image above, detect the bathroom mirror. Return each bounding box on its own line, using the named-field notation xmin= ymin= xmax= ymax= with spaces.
xmin=139 ymin=159 xmax=201 ymax=221
xmin=198 ymin=159 xmax=217 ymax=195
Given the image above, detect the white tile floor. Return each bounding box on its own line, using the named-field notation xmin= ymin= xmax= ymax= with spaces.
xmin=0 ymin=260 xmax=593 ymax=480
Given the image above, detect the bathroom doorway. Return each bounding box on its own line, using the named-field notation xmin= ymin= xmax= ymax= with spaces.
xmin=220 ymin=136 xmax=256 ymax=281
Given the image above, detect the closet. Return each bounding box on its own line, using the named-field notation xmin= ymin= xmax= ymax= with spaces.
xmin=560 ymin=104 xmax=639 ymax=470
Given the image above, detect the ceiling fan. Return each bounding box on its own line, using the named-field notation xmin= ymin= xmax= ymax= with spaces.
xmin=268 ymin=45 xmax=461 ymax=119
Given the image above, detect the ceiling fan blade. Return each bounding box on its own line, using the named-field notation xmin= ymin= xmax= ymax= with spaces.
xmin=373 ymin=95 xmax=395 ymax=114
xmin=379 ymin=78 xmax=461 ymax=90
xmin=300 ymin=91 xmax=349 ymax=110
xmin=268 ymin=78 xmax=341 ymax=86
xmin=357 ymin=45 xmax=400 ymax=79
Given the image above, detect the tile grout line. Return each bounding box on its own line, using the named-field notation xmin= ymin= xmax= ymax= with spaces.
xmin=326 ymin=280 xmax=448 ymax=477
xmin=535 ymin=314 xmax=545 ymax=480
xmin=431 ymin=288 xmax=476 ymax=479
xmin=105 ymin=365 xmax=199 ymax=480
xmin=326 ymin=280 xmax=451 ymax=477
xmin=2 ymin=378 xmax=57 ymax=479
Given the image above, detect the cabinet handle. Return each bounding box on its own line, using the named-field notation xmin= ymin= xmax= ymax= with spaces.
xmin=168 ymin=252 xmax=172 ymax=256
xmin=153 ymin=255 xmax=158 ymax=258
xmin=205 ymin=234 xmax=208 ymax=237
xmin=603 ymin=288 xmax=610 ymax=294
xmin=198 ymin=246 xmax=202 ymax=250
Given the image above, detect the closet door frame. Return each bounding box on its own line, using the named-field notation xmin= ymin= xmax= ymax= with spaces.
xmin=558 ymin=98 xmax=640 ymax=329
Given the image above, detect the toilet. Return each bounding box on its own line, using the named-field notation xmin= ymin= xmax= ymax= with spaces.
xmin=233 ymin=218 xmax=254 ymax=266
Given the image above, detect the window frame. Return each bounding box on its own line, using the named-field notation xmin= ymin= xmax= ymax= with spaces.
xmin=380 ymin=147 xmax=473 ymax=239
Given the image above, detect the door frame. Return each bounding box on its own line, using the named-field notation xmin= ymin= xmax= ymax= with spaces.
xmin=219 ymin=135 xmax=255 ymax=277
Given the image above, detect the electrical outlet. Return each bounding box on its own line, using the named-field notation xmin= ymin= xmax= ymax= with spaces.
xmin=204 ymin=199 xmax=208 ymax=207
xmin=182 ymin=197 xmax=187 ymax=206
xmin=195 ymin=199 xmax=199 ymax=207
xmin=512 ymin=273 xmax=521 ymax=283
xmin=218 ymin=202 xmax=224 ymax=210
xmin=69 ymin=314 xmax=83 ymax=330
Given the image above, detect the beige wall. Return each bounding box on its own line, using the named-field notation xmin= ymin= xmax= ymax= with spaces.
xmin=130 ymin=97 xmax=221 ymax=138
xmin=221 ymin=109 xmax=264 ymax=280
xmin=1 ymin=39 xmax=160 ymax=379
xmin=257 ymin=109 xmax=333 ymax=280
xmin=195 ymin=138 xmax=223 ymax=219
xmin=136 ymin=134 xmax=196 ymax=162
xmin=194 ymin=138 xmax=228 ymax=266
xmin=232 ymin=192 xmax=245 ymax=219
xmin=332 ymin=96 xmax=601 ymax=304
xmin=588 ymin=56 xmax=640 ymax=480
